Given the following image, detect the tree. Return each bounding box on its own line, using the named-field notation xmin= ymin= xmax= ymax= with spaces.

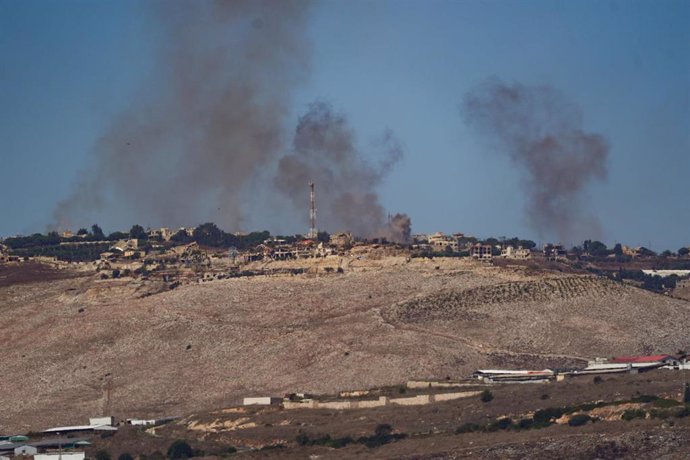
xmin=684 ymin=383 xmax=690 ymax=403
xmin=77 ymin=228 xmax=89 ymax=235
xmin=108 ymin=231 xmax=128 ymax=241
xmin=129 ymin=224 xmax=147 ymax=240
xmin=171 ymin=229 xmax=192 ymax=244
xmin=94 ymin=451 xmax=111 ymax=460
xmin=91 ymin=224 xmax=105 ymax=240
xmin=613 ymin=243 xmax=623 ymax=256
xmin=167 ymin=440 xmax=193 ymax=459
xmin=679 ymin=247 xmax=690 ymax=257
xmin=588 ymin=240 xmax=609 ymax=257
xmin=193 ymin=222 xmax=225 ymax=247
xmin=317 ymin=231 xmax=330 ymax=243
xmin=118 ymin=454 xmax=134 ymax=460
xmin=480 ymin=389 xmax=494 ymax=402
xmin=520 ymin=240 xmax=537 ymax=249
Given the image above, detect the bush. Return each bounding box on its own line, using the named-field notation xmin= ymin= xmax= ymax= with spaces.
xmin=167 ymin=440 xmax=194 ymax=459
xmin=621 ymin=409 xmax=646 ymax=421
xmin=480 ymin=389 xmax=494 ymax=402
xmin=593 ymin=376 xmax=603 ymax=384
xmin=296 ymin=432 xmax=310 ymax=446
xmin=487 ymin=418 xmax=512 ymax=431
xmin=533 ymin=407 xmax=565 ymax=424
xmin=516 ymin=418 xmax=534 ymax=430
xmin=568 ymin=414 xmax=592 ymax=427
xmin=455 ymin=422 xmax=482 ymax=434
xmin=374 ymin=424 xmax=393 ymax=437
xmin=95 ymin=451 xmax=111 ymax=460
xmin=118 ymin=454 xmax=134 ymax=460
xmin=632 ymin=394 xmax=657 ymax=403
xmin=685 ymin=383 xmax=690 ymax=403
xmin=653 ymin=398 xmax=682 ymax=408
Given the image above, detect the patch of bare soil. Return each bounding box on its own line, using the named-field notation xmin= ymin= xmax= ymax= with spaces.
xmin=0 ymin=261 xmax=85 ymax=287
xmin=62 ymin=370 xmax=690 ymax=459
xmin=0 ymin=258 xmax=688 ymax=436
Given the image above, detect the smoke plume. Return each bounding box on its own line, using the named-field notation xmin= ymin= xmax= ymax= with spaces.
xmin=53 ymin=0 xmax=312 ymax=231
xmin=275 ymin=102 xmax=411 ymax=242
xmin=462 ymin=79 xmax=608 ymax=243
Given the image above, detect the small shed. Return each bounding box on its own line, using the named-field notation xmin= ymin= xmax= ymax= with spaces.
xmin=35 ymin=453 xmax=85 ymax=460
xmin=15 ymin=445 xmax=38 ymax=456
xmin=243 ymin=397 xmax=282 ymax=406
xmin=89 ymin=416 xmax=115 ymax=426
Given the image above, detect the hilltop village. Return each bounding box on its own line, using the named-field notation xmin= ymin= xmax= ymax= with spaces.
xmin=1 ymin=223 xmax=689 ymax=298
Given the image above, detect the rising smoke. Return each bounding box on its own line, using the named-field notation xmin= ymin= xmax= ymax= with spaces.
xmin=462 ymin=79 xmax=608 ymax=244
xmin=275 ymin=102 xmax=411 ymax=242
xmin=53 ymin=0 xmax=312 ymax=231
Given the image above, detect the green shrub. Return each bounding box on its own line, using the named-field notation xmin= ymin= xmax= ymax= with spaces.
xmin=296 ymin=432 xmax=310 ymax=446
xmin=95 ymin=451 xmax=111 ymax=460
xmin=485 ymin=418 xmax=512 ymax=432
xmin=533 ymin=407 xmax=565 ymax=424
xmin=677 ymin=406 xmax=689 ymax=418
xmin=515 ymin=418 xmax=533 ymax=430
xmin=684 ymin=384 xmax=690 ymax=403
xmin=653 ymin=398 xmax=682 ymax=408
xmin=480 ymin=389 xmax=494 ymax=402
xmin=167 ymin=440 xmax=194 ymax=459
xmin=593 ymin=376 xmax=603 ymax=384
xmin=632 ymin=394 xmax=657 ymax=403
xmin=649 ymin=409 xmax=671 ymax=419
xmin=568 ymin=414 xmax=592 ymax=427
xmin=118 ymin=454 xmax=134 ymax=460
xmin=455 ymin=423 xmax=482 ymax=434
xmin=621 ymin=409 xmax=646 ymax=421
xmin=374 ymin=424 xmax=393 ymax=437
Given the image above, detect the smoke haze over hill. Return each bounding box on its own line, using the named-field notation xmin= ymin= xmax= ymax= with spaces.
xmin=463 ymin=79 xmax=609 ymax=244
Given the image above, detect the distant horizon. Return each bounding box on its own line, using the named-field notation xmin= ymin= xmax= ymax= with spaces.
xmin=1 ymin=221 xmax=686 ymax=253
xmin=1 ymin=0 xmax=688 ymax=251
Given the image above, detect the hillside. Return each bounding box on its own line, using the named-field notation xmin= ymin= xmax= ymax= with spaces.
xmin=1 ymin=257 xmax=689 ymax=432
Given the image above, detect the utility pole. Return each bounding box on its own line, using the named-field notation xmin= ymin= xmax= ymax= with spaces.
xmin=308 ymin=181 xmax=317 ymax=239
xmin=103 ymin=373 xmax=113 ymax=416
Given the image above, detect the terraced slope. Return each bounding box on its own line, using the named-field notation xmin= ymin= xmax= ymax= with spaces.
xmin=383 ymin=275 xmax=690 ymax=360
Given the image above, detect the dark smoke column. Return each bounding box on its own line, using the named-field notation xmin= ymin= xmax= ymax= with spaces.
xmin=53 ymin=0 xmax=312 ymax=231
xmin=274 ymin=102 xmax=411 ymax=242
xmin=462 ymin=79 xmax=608 ymax=244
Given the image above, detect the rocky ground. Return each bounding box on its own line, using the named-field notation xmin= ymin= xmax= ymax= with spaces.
xmin=35 ymin=370 xmax=690 ymax=459
xmin=1 ymin=256 xmax=689 ymax=436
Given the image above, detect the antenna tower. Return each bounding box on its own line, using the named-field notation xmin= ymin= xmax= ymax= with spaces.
xmin=308 ymin=181 xmax=317 ymax=239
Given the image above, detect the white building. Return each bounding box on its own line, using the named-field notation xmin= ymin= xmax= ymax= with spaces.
xmin=428 ymin=232 xmax=459 ymax=253
xmin=243 ymin=397 xmax=282 ymax=406
xmin=501 ymin=246 xmax=531 ymax=259
xmin=14 ymin=446 xmax=38 ymax=456
xmin=35 ymin=453 xmax=85 ymax=460
xmin=89 ymin=416 xmax=115 ymax=426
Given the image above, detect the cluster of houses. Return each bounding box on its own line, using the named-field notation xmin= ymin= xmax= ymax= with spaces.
xmin=474 ymin=354 xmax=689 ymax=384
xmin=0 ymin=416 xmax=178 ymax=459
xmin=412 ymin=232 xmax=532 ymax=261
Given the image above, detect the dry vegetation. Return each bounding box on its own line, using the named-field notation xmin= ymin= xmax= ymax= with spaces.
xmin=1 ymin=256 xmax=689 ymax=436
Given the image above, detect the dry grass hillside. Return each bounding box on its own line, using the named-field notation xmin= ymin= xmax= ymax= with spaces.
xmin=1 ymin=257 xmax=689 ymax=433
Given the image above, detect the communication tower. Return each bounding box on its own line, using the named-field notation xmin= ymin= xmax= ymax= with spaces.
xmin=308 ymin=181 xmax=317 ymax=239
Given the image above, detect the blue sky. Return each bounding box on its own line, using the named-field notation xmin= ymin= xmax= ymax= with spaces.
xmin=1 ymin=0 xmax=688 ymax=250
